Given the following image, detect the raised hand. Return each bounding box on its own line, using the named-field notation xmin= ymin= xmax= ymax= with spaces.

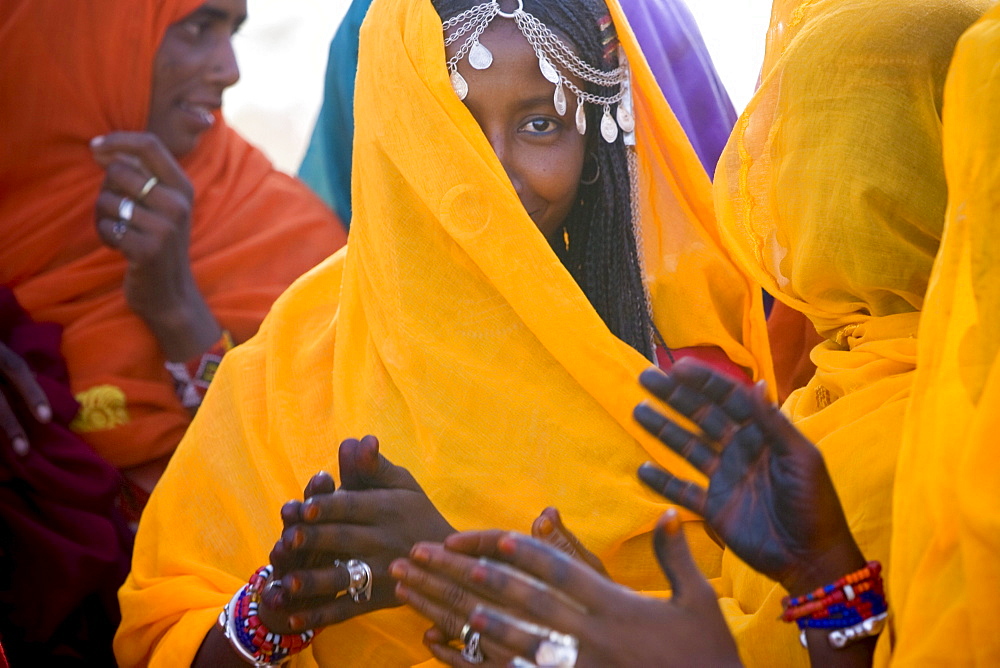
xmin=633 ymin=358 xmax=864 ymax=596
xmin=0 ymin=341 xmax=51 ymax=456
xmin=91 ymin=131 xmax=221 ymax=362
xmin=391 ymin=509 xmax=742 ymax=667
xmin=259 ymin=436 xmax=455 ymax=634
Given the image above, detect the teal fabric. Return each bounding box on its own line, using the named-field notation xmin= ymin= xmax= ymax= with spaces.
xmin=298 ymin=0 xmax=372 ymax=225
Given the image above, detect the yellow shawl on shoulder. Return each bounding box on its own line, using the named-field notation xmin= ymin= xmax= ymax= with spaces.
xmin=114 ymin=0 xmax=770 ymax=664
xmin=892 ymin=7 xmax=1000 ymax=664
xmin=711 ymin=0 xmax=990 ymax=664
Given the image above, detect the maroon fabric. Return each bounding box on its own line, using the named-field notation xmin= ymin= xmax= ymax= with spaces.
xmin=0 ymin=287 xmax=131 ymax=664
xmin=656 ymin=345 xmax=753 ymax=386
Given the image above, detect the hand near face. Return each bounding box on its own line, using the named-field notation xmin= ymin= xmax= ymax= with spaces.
xmin=91 ymin=131 xmax=221 ymax=363
xmin=633 ymin=358 xmax=865 ymax=595
xmin=392 ymin=510 xmax=742 ymax=667
xmin=259 ymin=436 xmax=456 ymax=635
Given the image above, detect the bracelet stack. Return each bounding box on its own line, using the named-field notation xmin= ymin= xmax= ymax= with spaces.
xmin=165 ymin=330 xmax=234 ymax=410
xmin=220 ymin=565 xmax=315 ymax=667
xmin=781 ymin=561 xmax=888 ymax=650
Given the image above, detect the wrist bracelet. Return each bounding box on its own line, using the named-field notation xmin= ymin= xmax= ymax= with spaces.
xmin=166 ymin=330 xmax=234 ymax=410
xmin=219 ymin=565 xmax=315 ymax=666
xmin=781 ymin=561 xmax=888 ymax=650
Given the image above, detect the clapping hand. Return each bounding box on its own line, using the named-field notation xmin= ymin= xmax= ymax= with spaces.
xmin=633 ymin=358 xmax=864 ymax=596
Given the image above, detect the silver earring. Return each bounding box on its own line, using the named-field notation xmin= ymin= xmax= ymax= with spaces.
xmin=580 ymin=152 xmax=600 ymax=185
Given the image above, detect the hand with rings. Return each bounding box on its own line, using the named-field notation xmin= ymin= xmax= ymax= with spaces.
xmin=91 ymin=131 xmax=221 ymax=363
xmin=391 ymin=514 xmax=741 ymax=667
xmin=257 ymin=436 xmax=457 ymax=636
xmin=633 ymin=357 xmax=866 ymax=597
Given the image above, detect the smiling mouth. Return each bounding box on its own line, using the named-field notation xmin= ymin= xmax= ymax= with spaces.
xmin=178 ymin=102 xmax=217 ymax=127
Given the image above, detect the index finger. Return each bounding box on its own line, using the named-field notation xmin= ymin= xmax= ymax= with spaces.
xmin=486 ymin=533 xmax=617 ymax=614
xmin=443 ymin=530 xmax=512 ymax=558
xmin=91 ymin=132 xmax=192 ymax=198
xmin=299 ymin=489 xmax=382 ymax=525
xmin=0 ymin=343 xmax=51 ymax=424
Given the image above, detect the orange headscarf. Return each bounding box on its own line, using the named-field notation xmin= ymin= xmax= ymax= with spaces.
xmin=0 ymin=1 xmax=346 ymax=472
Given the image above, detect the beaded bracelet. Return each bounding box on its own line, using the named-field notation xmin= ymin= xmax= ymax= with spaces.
xmin=165 ymin=330 xmax=234 ymax=410
xmin=219 ymin=565 xmax=315 ymax=667
xmin=780 ymin=561 xmax=888 ymax=650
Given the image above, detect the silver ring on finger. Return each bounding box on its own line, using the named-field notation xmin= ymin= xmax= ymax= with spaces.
xmin=335 ymin=558 xmax=373 ymax=602
xmin=137 ymin=176 xmax=159 ymax=202
xmin=460 ymin=624 xmax=485 ymax=664
xmin=535 ymin=631 xmax=579 ymax=668
xmin=118 ymin=196 xmax=136 ymax=222
xmin=111 ymin=219 xmax=129 ymax=242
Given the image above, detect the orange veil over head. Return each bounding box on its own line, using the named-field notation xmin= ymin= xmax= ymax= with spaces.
xmin=0 ymin=1 xmax=345 ymax=473
xmin=711 ymin=0 xmax=990 ymax=664
xmin=116 ymin=0 xmax=771 ymax=664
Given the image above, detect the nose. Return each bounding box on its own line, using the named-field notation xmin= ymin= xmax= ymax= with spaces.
xmin=208 ymin=38 xmax=241 ymax=89
xmin=487 ymin=132 xmax=523 ymax=196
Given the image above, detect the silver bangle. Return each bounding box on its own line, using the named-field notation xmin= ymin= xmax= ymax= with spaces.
xmin=798 ymin=612 xmax=889 ymax=650
xmin=219 ymin=585 xmax=290 ymax=667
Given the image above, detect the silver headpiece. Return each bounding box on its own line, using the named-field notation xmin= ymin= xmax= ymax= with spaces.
xmin=443 ymin=0 xmax=636 ymax=144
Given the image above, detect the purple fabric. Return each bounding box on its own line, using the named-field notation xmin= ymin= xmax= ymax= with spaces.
xmin=0 ymin=287 xmax=131 ymax=663
xmin=621 ymin=0 xmax=737 ymax=176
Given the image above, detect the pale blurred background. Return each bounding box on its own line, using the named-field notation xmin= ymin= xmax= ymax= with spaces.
xmin=224 ymin=0 xmax=773 ymax=174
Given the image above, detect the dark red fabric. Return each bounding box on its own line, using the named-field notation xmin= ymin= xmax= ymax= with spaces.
xmin=656 ymin=345 xmax=753 ymax=385
xmin=0 ymin=287 xmax=131 ymax=664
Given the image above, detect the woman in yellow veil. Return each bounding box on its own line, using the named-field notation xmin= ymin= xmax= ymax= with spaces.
xmin=710 ymin=0 xmax=990 ymax=664
xmin=891 ymin=6 xmax=1000 ymax=664
xmin=114 ymin=0 xmax=771 ymax=665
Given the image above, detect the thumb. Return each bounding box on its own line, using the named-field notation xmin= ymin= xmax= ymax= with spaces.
xmin=653 ymin=508 xmax=707 ymax=602
xmin=345 ymin=435 xmax=423 ymax=492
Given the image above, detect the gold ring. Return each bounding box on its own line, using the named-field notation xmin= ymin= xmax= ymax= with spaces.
xmin=137 ymin=176 xmax=159 ymax=202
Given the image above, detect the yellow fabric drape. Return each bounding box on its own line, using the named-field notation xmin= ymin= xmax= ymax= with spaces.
xmin=115 ymin=0 xmax=772 ymax=665
xmin=711 ymin=0 xmax=990 ymax=664
xmin=891 ymin=7 xmax=1000 ymax=664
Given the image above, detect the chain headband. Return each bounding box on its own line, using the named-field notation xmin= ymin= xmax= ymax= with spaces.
xmin=443 ymin=0 xmax=636 ymax=144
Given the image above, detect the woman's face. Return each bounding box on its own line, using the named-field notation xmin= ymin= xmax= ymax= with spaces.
xmin=449 ymin=20 xmax=588 ymax=242
xmin=147 ymin=0 xmax=247 ymax=157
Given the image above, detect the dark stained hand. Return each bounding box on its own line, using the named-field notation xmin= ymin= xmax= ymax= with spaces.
xmin=633 ymin=358 xmax=865 ymax=596
xmin=0 ymin=341 xmax=51 ymax=455
xmin=259 ymin=436 xmax=456 ymax=634
xmin=391 ymin=509 xmax=742 ymax=667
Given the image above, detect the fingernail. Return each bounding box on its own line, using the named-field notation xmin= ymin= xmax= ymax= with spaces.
xmin=537 ymin=517 xmax=553 ymax=536
xmin=395 ymin=583 xmax=409 ymax=602
xmin=470 ymin=606 xmax=488 ymax=631
xmin=291 ymin=529 xmax=305 ymax=549
xmin=389 ymin=561 xmax=406 ymax=579
xmin=11 ymin=437 xmax=28 ymax=457
xmin=302 ymin=499 xmax=319 ymax=522
xmin=90 ymin=135 xmax=105 ymax=148
xmin=36 ymin=404 xmax=52 ymax=423
xmin=664 ymin=508 xmax=682 ymax=535
xmin=288 ymin=615 xmax=306 ymax=632
xmin=498 ymin=535 xmax=517 ymax=556
xmin=470 ymin=564 xmax=488 ymax=584
xmin=287 ymin=576 xmax=301 ymax=594
xmin=411 ymin=546 xmax=430 ymax=564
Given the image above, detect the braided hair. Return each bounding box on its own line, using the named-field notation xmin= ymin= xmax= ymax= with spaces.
xmin=432 ymin=0 xmax=660 ymax=359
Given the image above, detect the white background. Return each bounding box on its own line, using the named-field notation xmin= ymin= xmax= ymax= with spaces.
xmin=224 ymin=0 xmax=773 ymax=173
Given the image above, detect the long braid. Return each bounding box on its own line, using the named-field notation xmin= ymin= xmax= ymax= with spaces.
xmin=433 ymin=0 xmax=659 ymax=358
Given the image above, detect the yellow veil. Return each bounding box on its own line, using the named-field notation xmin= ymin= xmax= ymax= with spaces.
xmin=892 ymin=7 xmax=1000 ymax=664
xmin=711 ymin=0 xmax=990 ymax=664
xmin=115 ymin=0 xmax=771 ymax=664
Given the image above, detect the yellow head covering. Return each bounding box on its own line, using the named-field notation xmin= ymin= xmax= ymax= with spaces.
xmin=115 ymin=0 xmax=770 ymax=664
xmin=892 ymin=7 xmax=1000 ymax=664
xmin=711 ymin=0 xmax=990 ymax=664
